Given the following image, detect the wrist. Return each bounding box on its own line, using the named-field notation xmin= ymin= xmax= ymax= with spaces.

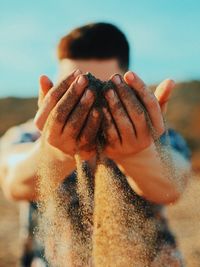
xmin=38 ymin=139 xmax=76 ymax=175
xmin=113 ymin=142 xmax=157 ymax=166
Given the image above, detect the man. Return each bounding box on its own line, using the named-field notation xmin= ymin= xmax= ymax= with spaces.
xmin=0 ymin=22 xmax=190 ymax=266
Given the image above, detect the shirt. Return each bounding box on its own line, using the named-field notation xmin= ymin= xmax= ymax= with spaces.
xmin=0 ymin=120 xmax=189 ymax=266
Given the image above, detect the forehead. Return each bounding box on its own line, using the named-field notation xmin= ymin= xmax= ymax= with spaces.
xmin=58 ymin=58 xmax=124 ymax=81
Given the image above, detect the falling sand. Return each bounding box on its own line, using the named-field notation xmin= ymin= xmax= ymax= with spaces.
xmin=37 ymin=74 xmax=186 ymax=267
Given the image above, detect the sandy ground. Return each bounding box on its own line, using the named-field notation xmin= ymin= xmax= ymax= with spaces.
xmin=0 ymin=174 xmax=200 ymax=267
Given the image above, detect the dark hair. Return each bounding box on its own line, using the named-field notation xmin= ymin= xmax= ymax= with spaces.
xmin=58 ymin=22 xmax=129 ymax=71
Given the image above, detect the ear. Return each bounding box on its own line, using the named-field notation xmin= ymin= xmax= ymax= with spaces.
xmin=38 ymin=75 xmax=53 ymax=108
xmin=154 ymin=79 xmax=175 ymax=114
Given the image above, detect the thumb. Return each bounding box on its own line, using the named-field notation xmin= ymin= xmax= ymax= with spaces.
xmin=38 ymin=75 xmax=53 ymax=108
xmin=154 ymin=79 xmax=175 ymax=114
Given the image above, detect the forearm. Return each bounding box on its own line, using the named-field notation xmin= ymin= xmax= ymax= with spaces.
xmin=115 ymin=143 xmax=191 ymax=204
xmin=1 ymin=140 xmax=76 ymax=201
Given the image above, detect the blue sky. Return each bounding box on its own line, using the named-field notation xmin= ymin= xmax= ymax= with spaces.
xmin=0 ymin=0 xmax=200 ymax=97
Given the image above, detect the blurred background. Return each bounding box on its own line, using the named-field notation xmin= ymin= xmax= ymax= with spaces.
xmin=0 ymin=0 xmax=200 ymax=266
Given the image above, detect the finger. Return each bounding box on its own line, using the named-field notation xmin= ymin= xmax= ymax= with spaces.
xmin=38 ymin=75 xmax=53 ymax=108
xmin=62 ymin=89 xmax=94 ymax=139
xmin=34 ymin=69 xmax=81 ymax=130
xmin=78 ymin=108 xmax=102 ymax=152
xmin=102 ymin=107 xmax=120 ymax=147
xmin=40 ymin=75 xmax=53 ymax=96
xmin=124 ymin=71 xmax=165 ymax=136
xmin=154 ymin=79 xmax=175 ymax=114
xmin=105 ymin=89 xmax=135 ymax=143
xmin=111 ymin=74 xmax=146 ymax=137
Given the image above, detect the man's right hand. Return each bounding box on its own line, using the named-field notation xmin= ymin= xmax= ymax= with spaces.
xmin=34 ymin=69 xmax=101 ymax=160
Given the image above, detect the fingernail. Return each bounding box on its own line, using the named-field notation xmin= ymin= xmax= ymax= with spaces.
xmin=127 ymin=71 xmax=135 ymax=81
xmin=81 ymin=90 xmax=93 ymax=102
xmin=92 ymin=109 xmax=99 ymax=118
xmin=77 ymin=75 xmax=86 ymax=85
xmin=107 ymin=90 xmax=115 ymax=99
xmin=113 ymin=75 xmax=122 ymax=85
xmin=73 ymin=69 xmax=81 ymax=77
xmin=102 ymin=107 xmax=109 ymax=116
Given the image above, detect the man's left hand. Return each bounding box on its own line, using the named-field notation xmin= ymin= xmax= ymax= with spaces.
xmin=103 ymin=71 xmax=175 ymax=161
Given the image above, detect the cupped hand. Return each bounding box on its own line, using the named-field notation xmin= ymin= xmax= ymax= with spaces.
xmin=103 ymin=71 xmax=175 ymax=161
xmin=34 ymin=70 xmax=102 ymax=160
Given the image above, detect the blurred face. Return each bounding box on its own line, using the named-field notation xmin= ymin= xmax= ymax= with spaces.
xmin=57 ymin=58 xmax=124 ymax=82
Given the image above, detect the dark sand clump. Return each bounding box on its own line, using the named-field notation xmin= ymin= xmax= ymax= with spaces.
xmin=85 ymin=73 xmax=116 ymax=148
xmin=37 ymin=73 xmax=183 ymax=266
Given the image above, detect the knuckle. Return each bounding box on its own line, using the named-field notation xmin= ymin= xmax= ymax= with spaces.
xmin=111 ymin=100 xmax=121 ymax=113
xmin=148 ymin=95 xmax=158 ymax=108
xmin=135 ymin=112 xmax=146 ymax=124
xmin=54 ymin=106 xmax=69 ymax=123
xmin=64 ymin=122 xmax=77 ymax=138
xmin=58 ymin=79 xmax=69 ymax=91
xmin=65 ymin=74 xmax=74 ymax=86
xmin=70 ymin=122 xmax=82 ymax=136
xmin=49 ymin=90 xmax=59 ymax=102
xmin=139 ymin=84 xmax=147 ymax=96
xmin=50 ymin=110 xmax=59 ymax=122
xmin=134 ymin=103 xmax=145 ymax=117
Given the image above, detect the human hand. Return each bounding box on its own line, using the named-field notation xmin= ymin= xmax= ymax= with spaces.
xmin=103 ymin=71 xmax=175 ymax=161
xmin=34 ymin=70 xmax=102 ymax=160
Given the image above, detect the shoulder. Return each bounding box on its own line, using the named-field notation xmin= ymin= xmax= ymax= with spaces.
xmin=0 ymin=119 xmax=40 ymax=159
xmin=0 ymin=119 xmax=40 ymax=148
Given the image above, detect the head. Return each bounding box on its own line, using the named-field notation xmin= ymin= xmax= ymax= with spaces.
xmin=57 ymin=22 xmax=130 ymax=81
